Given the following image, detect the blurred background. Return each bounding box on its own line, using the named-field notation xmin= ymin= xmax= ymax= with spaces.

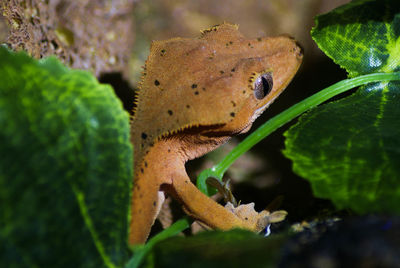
xmin=130 ymin=0 xmax=349 ymax=84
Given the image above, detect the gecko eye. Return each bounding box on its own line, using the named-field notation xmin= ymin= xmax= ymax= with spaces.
xmin=254 ymin=73 xmax=273 ymax=100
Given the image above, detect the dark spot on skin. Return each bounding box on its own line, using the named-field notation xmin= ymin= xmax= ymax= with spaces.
xmin=225 ymin=43 xmax=229 ymax=47
xmin=168 ymin=110 xmax=173 ymax=116
xmin=194 ymin=91 xmax=199 ymax=95
xmin=153 ymin=201 xmax=157 ymax=207
xmin=141 ymin=143 xmax=145 ymax=148
xmin=168 ymin=149 xmax=171 ymax=153
xmin=140 ymin=168 xmax=144 ymax=174
xmin=154 ymin=80 xmax=160 ymax=86
xmin=243 ymin=90 xmax=246 ymax=94
xmin=220 ymin=70 xmax=224 ymax=74
xmin=257 ymin=37 xmax=262 ymax=42
xmin=136 ymin=185 xmax=141 ymax=190
xmin=192 ymin=84 xmax=197 ymax=89
xmin=208 ymin=56 xmax=214 ymax=60
xmin=139 ymin=194 xmax=143 ymax=198
xmin=149 ymin=142 xmax=154 ymax=147
xmin=185 ymin=180 xmax=189 ymax=184
xmin=245 ymin=217 xmax=248 ymax=220
xmin=141 ymin=132 xmax=147 ymax=139
xmin=229 ymin=41 xmax=233 ymax=44
xmin=248 ymin=43 xmax=251 ymax=46
xmin=144 ymin=161 xmax=148 ymax=168
xmin=202 ymin=87 xmax=206 ymax=91
xmin=231 ymin=68 xmax=235 ymax=72
xmin=230 ymin=112 xmax=235 ymax=117
xmin=186 ymin=105 xmax=190 ymax=108
xmin=231 ymin=101 xmax=236 ymax=107
xmin=161 ymin=49 xmax=166 ymax=54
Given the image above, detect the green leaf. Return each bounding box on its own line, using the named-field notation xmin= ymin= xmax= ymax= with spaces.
xmin=142 ymin=230 xmax=286 ymax=268
xmin=311 ymin=0 xmax=400 ymax=77
xmin=284 ymin=0 xmax=400 ymax=214
xmin=284 ymin=82 xmax=400 ymax=213
xmin=0 ymin=47 xmax=133 ymax=267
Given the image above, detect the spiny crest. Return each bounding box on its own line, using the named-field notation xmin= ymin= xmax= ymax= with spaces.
xmin=132 ymin=59 xmax=151 ymax=120
xmin=200 ymin=22 xmax=239 ymax=38
xmin=130 ymin=94 xmax=140 ymax=123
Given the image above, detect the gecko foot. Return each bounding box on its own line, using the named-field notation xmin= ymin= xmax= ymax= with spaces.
xmin=224 ymin=202 xmax=287 ymax=233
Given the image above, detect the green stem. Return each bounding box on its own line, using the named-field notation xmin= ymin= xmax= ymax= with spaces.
xmin=197 ymin=72 xmax=400 ymax=195
xmin=126 ymin=217 xmax=191 ymax=268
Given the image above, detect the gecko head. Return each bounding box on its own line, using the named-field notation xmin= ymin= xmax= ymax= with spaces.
xmin=199 ymin=30 xmax=303 ymax=135
xmin=133 ymin=23 xmax=302 ymax=148
xmin=231 ymin=35 xmax=303 ymax=134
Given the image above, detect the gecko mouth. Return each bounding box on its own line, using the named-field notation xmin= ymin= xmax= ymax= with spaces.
xmin=172 ymin=123 xmax=227 ymax=137
xmin=200 ymin=121 xmax=253 ymax=137
xmin=165 ymin=123 xmax=244 ymax=138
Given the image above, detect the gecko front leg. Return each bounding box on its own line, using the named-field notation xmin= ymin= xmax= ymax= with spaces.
xmin=163 ymin=165 xmax=271 ymax=232
xmin=129 ymin=136 xmax=282 ymax=245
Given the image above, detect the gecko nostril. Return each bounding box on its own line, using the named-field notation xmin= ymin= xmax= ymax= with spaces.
xmin=254 ymin=73 xmax=273 ymax=100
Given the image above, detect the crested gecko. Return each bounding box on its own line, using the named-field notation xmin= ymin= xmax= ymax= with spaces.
xmin=129 ymin=23 xmax=302 ymax=245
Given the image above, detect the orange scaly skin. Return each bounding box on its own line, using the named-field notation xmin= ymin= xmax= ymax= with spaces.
xmin=129 ymin=23 xmax=302 ymax=245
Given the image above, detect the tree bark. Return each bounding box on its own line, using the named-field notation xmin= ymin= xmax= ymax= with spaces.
xmin=1 ymin=0 xmax=136 ymax=78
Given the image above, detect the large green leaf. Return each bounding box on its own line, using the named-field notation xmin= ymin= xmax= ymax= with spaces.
xmin=311 ymin=0 xmax=400 ymax=77
xmin=283 ymin=0 xmax=400 ymax=214
xmin=0 ymin=47 xmax=133 ymax=267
